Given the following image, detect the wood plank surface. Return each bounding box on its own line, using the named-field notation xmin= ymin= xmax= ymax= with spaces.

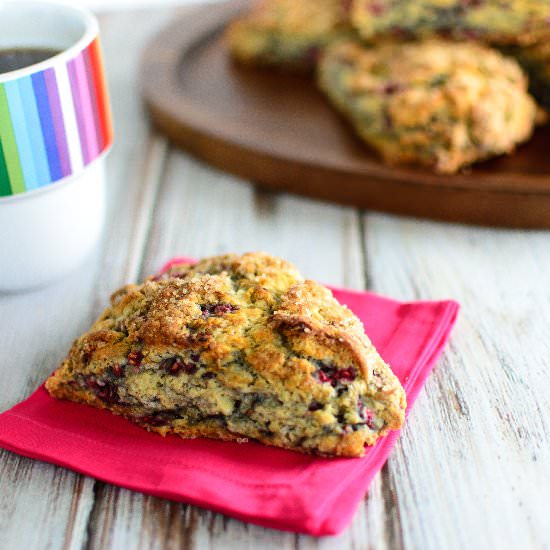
xmin=364 ymin=215 xmax=550 ymax=550
xmin=0 ymin=5 xmax=548 ymax=550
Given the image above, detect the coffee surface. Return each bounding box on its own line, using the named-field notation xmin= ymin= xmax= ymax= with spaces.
xmin=0 ymin=48 xmax=60 ymax=74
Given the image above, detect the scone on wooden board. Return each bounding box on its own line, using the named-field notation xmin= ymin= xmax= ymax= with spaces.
xmin=226 ymin=0 xmax=352 ymax=68
xmin=318 ymin=39 xmax=539 ymax=173
xmin=351 ymin=0 xmax=550 ymax=45
xmin=46 ymin=252 xmax=406 ymax=458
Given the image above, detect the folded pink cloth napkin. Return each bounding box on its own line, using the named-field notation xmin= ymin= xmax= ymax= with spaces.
xmin=0 ymin=258 xmax=459 ymax=536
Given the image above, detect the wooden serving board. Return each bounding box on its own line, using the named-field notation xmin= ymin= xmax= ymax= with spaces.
xmin=141 ymin=0 xmax=550 ymax=228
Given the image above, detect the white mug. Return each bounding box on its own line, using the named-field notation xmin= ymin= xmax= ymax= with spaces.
xmin=0 ymin=0 xmax=113 ymax=291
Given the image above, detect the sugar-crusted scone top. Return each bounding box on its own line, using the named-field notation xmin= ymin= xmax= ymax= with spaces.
xmin=86 ymin=253 xmax=381 ymax=386
xmin=47 ymin=252 xmax=406 ymax=457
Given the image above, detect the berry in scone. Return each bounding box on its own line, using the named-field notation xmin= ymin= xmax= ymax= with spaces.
xmin=351 ymin=0 xmax=550 ymax=45
xmin=226 ymin=0 xmax=353 ymax=69
xmin=318 ymin=39 xmax=538 ymax=173
xmin=46 ymin=252 xmax=406 ymax=458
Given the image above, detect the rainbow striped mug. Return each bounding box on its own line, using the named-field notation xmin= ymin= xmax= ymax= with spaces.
xmin=0 ymin=1 xmax=113 ymax=291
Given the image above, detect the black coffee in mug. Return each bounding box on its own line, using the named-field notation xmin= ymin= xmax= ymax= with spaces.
xmin=0 ymin=47 xmax=60 ymax=74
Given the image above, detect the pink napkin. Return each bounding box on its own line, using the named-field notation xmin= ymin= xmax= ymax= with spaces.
xmin=0 ymin=258 xmax=459 ymax=536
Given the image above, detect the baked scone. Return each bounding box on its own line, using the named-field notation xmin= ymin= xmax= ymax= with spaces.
xmin=318 ymin=39 xmax=538 ymax=173
xmin=505 ymin=41 xmax=550 ymax=109
xmin=351 ymin=0 xmax=550 ymax=45
xmin=226 ymin=0 xmax=352 ymax=69
xmin=46 ymin=252 xmax=406 ymax=458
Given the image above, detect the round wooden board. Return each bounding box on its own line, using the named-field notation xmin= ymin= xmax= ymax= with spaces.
xmin=141 ymin=0 xmax=550 ymax=228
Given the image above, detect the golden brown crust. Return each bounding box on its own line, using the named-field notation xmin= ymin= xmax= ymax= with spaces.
xmin=351 ymin=0 xmax=550 ymax=46
xmin=318 ymin=39 xmax=538 ymax=173
xmin=226 ymin=0 xmax=352 ymax=68
xmin=46 ymin=252 xmax=406 ymax=458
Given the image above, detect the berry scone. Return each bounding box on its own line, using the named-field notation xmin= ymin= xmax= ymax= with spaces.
xmin=46 ymin=252 xmax=406 ymax=458
xmin=318 ymin=39 xmax=538 ymax=173
xmin=351 ymin=0 xmax=550 ymax=45
xmin=505 ymin=41 xmax=550 ymax=109
xmin=226 ymin=0 xmax=352 ymax=69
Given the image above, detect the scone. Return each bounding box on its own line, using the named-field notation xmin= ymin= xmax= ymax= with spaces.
xmin=505 ymin=41 xmax=550 ymax=109
xmin=46 ymin=252 xmax=406 ymax=458
xmin=351 ymin=0 xmax=550 ymax=45
xmin=318 ymin=39 xmax=538 ymax=173
xmin=226 ymin=0 xmax=352 ymax=68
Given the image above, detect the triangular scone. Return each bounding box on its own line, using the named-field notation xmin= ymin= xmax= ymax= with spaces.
xmin=46 ymin=252 xmax=406 ymax=457
xmin=226 ymin=0 xmax=352 ymax=69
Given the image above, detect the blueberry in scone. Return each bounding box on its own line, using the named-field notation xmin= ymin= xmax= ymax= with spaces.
xmin=46 ymin=252 xmax=406 ymax=458
xmin=351 ymin=0 xmax=550 ymax=45
xmin=504 ymin=41 xmax=550 ymax=109
xmin=226 ymin=0 xmax=353 ymax=69
xmin=318 ymin=39 xmax=538 ymax=173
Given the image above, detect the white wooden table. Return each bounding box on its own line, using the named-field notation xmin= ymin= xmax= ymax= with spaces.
xmin=1 ymin=7 xmax=549 ymax=550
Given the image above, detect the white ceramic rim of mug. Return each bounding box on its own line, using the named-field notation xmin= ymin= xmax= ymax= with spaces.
xmin=0 ymin=0 xmax=98 ymax=84
xmin=0 ymin=146 xmax=111 ymax=205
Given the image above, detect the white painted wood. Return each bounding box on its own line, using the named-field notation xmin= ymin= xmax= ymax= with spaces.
xmin=141 ymin=151 xmax=364 ymax=288
xmin=1 ymin=5 xmax=549 ymax=550
xmin=80 ymin=0 xmax=222 ymax=12
xmin=364 ymin=213 xmax=550 ymax=550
